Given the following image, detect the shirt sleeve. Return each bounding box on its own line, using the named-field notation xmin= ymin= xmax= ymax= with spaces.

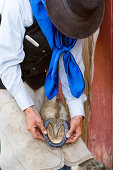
xmin=0 ymin=0 xmax=34 ymax=110
xmin=59 ymin=39 xmax=87 ymax=119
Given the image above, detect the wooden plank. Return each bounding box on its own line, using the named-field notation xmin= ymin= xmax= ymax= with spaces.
xmin=88 ymin=0 xmax=113 ymax=168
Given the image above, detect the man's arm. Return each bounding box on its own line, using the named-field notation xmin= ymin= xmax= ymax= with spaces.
xmin=59 ymin=39 xmax=86 ymax=143
xmin=0 ymin=0 xmax=47 ymax=140
xmin=0 ymin=0 xmax=34 ymax=110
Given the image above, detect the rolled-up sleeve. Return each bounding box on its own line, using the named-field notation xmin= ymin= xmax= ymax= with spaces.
xmin=0 ymin=0 xmax=34 ymax=110
xmin=59 ymin=40 xmax=87 ymax=119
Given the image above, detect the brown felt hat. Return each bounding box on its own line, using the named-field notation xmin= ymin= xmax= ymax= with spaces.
xmin=45 ymin=0 xmax=105 ymax=39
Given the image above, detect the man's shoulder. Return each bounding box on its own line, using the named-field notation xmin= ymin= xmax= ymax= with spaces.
xmin=1 ymin=0 xmax=20 ymax=13
xmin=1 ymin=0 xmax=24 ymax=20
xmin=2 ymin=0 xmax=20 ymax=7
xmin=1 ymin=0 xmax=33 ymax=28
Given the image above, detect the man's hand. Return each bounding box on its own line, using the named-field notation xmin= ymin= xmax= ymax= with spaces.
xmin=66 ymin=115 xmax=83 ymax=143
xmin=25 ymin=106 xmax=47 ymax=142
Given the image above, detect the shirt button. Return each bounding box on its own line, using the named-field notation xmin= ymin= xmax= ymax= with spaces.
xmin=42 ymin=50 xmax=46 ymax=53
xmin=33 ymin=67 xmax=36 ymax=70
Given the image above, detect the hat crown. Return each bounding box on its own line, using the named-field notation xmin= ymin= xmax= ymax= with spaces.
xmin=67 ymin=0 xmax=101 ymax=18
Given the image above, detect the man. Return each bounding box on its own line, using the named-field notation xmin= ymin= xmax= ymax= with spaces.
xmin=0 ymin=0 xmax=105 ymax=169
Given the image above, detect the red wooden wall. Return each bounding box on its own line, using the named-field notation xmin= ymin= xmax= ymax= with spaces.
xmin=88 ymin=0 xmax=113 ymax=168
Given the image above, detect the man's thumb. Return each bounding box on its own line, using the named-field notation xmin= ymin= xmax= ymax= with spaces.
xmin=66 ymin=127 xmax=74 ymax=138
xmin=40 ymin=123 xmax=47 ymax=135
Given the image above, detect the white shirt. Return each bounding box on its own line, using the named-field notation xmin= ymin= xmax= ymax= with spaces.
xmin=0 ymin=0 xmax=87 ymax=118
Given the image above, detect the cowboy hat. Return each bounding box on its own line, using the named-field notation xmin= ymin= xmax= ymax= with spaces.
xmin=45 ymin=0 xmax=105 ymax=39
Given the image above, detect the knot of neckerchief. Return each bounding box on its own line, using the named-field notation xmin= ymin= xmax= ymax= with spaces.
xmin=30 ymin=0 xmax=85 ymax=100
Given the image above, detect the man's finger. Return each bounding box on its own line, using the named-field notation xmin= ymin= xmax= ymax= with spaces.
xmin=31 ymin=127 xmax=38 ymax=139
xmin=31 ymin=127 xmax=46 ymax=141
xmin=66 ymin=135 xmax=79 ymax=143
xmin=66 ymin=137 xmax=78 ymax=143
xmin=35 ymin=120 xmax=47 ymax=135
xmin=36 ymin=131 xmax=45 ymax=142
xmin=66 ymin=126 xmax=76 ymax=138
xmin=66 ymin=132 xmax=81 ymax=143
xmin=36 ymin=121 xmax=47 ymax=135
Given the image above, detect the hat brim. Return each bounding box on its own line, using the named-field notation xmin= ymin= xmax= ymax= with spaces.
xmin=45 ymin=0 xmax=105 ymax=39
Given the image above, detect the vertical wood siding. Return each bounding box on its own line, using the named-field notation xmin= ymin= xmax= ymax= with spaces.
xmin=88 ymin=0 xmax=113 ymax=168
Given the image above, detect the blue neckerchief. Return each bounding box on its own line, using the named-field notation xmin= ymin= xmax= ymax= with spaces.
xmin=30 ymin=0 xmax=85 ymax=100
